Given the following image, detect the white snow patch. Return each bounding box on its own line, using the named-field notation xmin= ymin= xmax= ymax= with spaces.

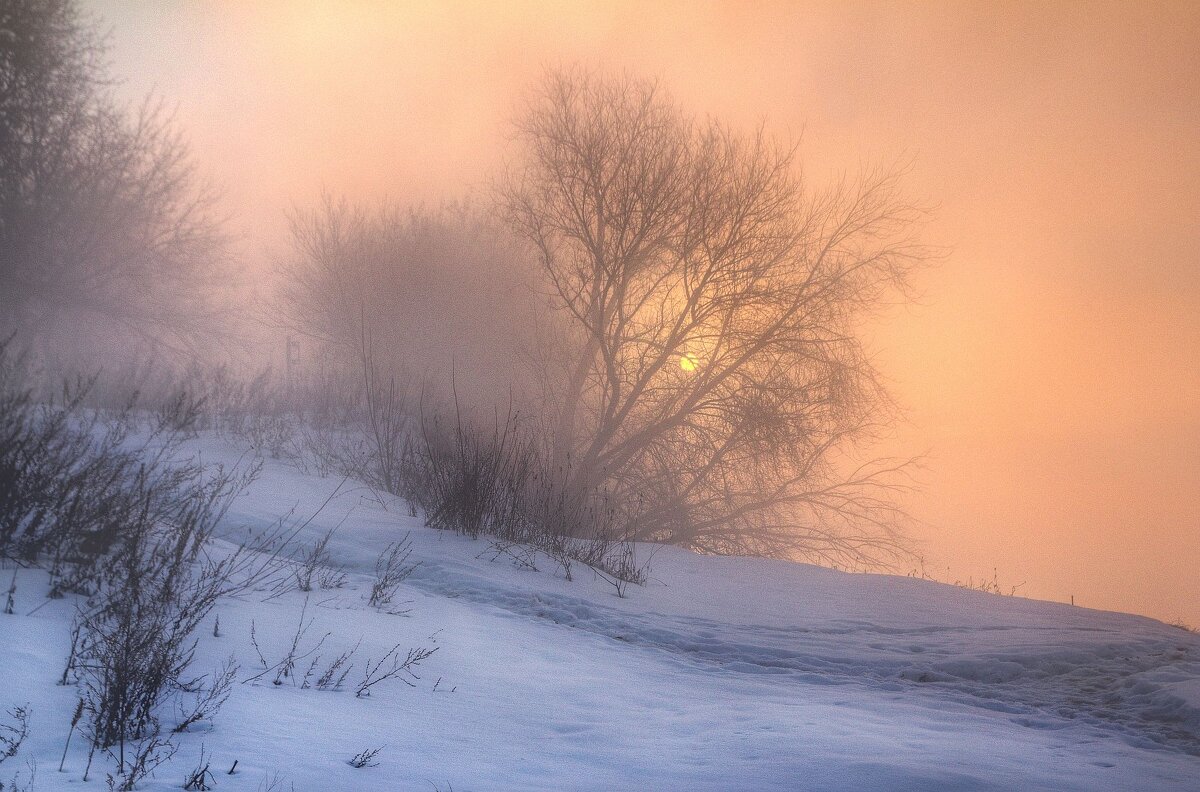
xmin=1 ymin=434 xmax=1197 ymax=790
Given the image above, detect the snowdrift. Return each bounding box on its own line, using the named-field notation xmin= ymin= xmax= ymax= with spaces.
xmin=2 ymin=436 xmax=1198 ymax=791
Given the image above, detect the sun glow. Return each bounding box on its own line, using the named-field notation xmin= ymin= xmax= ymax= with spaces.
xmin=680 ymin=353 xmax=699 ymax=372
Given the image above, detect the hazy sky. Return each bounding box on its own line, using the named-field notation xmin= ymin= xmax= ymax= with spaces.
xmin=86 ymin=0 xmax=1200 ymax=625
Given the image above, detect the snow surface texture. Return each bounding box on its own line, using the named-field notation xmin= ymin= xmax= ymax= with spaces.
xmin=2 ymin=436 xmax=1199 ymax=791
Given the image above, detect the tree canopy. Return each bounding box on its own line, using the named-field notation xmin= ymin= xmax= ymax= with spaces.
xmin=501 ymin=68 xmax=927 ymax=563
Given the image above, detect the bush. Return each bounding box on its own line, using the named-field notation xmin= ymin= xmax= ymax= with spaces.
xmin=367 ymin=534 xmax=418 ymax=609
xmin=0 ymin=341 xmax=297 ymax=782
xmin=409 ymin=402 xmax=530 ymax=539
xmin=0 ymin=340 xmax=207 ymax=594
xmin=347 ymin=746 xmax=383 ymax=769
xmin=293 ymin=527 xmax=347 ymax=592
xmin=404 ymin=397 xmax=647 ymax=592
xmin=245 ymin=598 xmax=436 ymax=696
xmin=0 ymin=705 xmax=29 ymax=765
xmin=70 ymin=457 xmax=260 ymax=768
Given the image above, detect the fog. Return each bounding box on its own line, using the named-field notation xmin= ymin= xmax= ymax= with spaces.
xmin=75 ymin=1 xmax=1200 ymax=624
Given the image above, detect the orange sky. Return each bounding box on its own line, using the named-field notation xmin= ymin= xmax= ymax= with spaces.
xmin=88 ymin=0 xmax=1200 ymax=625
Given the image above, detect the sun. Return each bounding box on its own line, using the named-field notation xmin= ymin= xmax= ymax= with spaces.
xmin=679 ymin=353 xmax=699 ymax=372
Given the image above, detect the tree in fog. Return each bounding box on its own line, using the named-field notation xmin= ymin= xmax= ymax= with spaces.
xmin=276 ymin=196 xmax=538 ymax=409
xmin=501 ymin=68 xmax=927 ymax=563
xmin=0 ymin=0 xmax=224 ymax=352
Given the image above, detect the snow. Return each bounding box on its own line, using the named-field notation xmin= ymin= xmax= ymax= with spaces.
xmin=2 ymin=435 xmax=1199 ymax=791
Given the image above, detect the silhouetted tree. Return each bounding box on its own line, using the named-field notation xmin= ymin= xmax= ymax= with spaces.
xmin=0 ymin=0 xmax=224 ymax=353
xmin=500 ymin=68 xmax=927 ymax=563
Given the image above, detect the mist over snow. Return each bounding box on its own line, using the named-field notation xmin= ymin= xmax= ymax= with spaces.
xmin=4 ymin=2 xmax=1200 ymax=790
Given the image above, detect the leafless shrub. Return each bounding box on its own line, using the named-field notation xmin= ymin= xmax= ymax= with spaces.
xmin=347 ymin=746 xmax=383 ymax=769
xmin=479 ymin=539 xmax=539 ymax=573
xmin=96 ymin=361 xmax=314 ymax=463
xmin=69 ymin=457 xmax=268 ymax=757
xmin=239 ymin=414 xmax=299 ymax=461
xmin=356 ymin=644 xmax=437 ymax=697
xmin=180 ymin=365 xmax=291 ymax=442
xmin=294 ymin=527 xmax=347 ymax=592
xmin=360 ymin=335 xmax=414 ymax=499
xmin=0 ymin=706 xmax=29 ymax=764
xmin=906 ymin=559 xmax=1025 ymax=598
xmin=299 ymin=425 xmax=359 ymax=479
xmin=309 ymin=641 xmax=360 ymax=692
xmin=316 ymin=564 xmax=348 ymax=591
xmin=0 ymin=345 xmax=317 ymax=792
xmin=579 ymin=539 xmax=646 ymax=598
xmin=249 ymin=596 xmax=438 ymax=699
xmin=182 ymin=744 xmax=215 ymax=790
xmin=175 ymin=656 xmax=238 ymax=733
xmin=368 ymin=535 xmax=418 ymax=609
xmin=951 ymin=568 xmax=1024 ymax=597
xmin=103 ymin=728 xmax=176 ymax=792
xmin=408 ymin=398 xmax=530 ymax=541
xmin=59 ymin=440 xmax=288 ymax=782
xmin=157 ymin=389 xmax=206 ymax=437
xmin=244 ymin=599 xmax=332 ymax=687
xmin=611 ymin=540 xmax=646 ymax=586
xmin=407 ymin=395 xmax=651 ymax=592
xmin=256 ymin=770 xmax=295 ymax=792
xmin=0 ymin=757 xmax=35 ymax=792
xmin=0 ymin=342 xmax=170 ymax=590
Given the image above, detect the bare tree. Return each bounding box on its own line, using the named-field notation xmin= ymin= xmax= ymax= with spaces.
xmin=275 ymin=196 xmax=540 ymax=414
xmin=0 ymin=0 xmax=225 ymax=355
xmin=500 ymin=67 xmax=928 ymax=564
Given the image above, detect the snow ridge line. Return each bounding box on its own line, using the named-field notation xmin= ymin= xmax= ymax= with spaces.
xmin=403 ymin=559 xmax=1200 ymax=757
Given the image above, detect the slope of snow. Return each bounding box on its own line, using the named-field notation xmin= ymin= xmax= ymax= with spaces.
xmin=2 ymin=435 xmax=1198 ymax=791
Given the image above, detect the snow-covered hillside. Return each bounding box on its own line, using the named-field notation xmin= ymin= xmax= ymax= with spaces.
xmin=3 ymin=437 xmax=1199 ymax=791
